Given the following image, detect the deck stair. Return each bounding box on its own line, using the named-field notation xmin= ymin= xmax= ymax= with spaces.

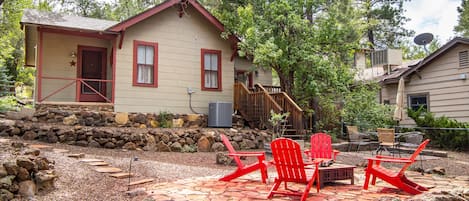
xmin=233 ymin=82 xmax=306 ymax=138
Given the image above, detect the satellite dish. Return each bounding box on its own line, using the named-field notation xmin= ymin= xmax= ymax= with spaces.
xmin=414 ymin=33 xmax=434 ymax=54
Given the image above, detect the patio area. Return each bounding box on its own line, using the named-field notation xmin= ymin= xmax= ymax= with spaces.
xmin=143 ymin=168 xmax=469 ymax=200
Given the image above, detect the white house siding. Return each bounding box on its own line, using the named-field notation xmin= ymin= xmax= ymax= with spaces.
xmin=234 ymin=57 xmax=273 ymax=86
xmin=114 ymin=6 xmax=235 ymax=114
xmin=40 ymin=32 xmax=111 ymax=102
xmin=387 ymin=44 xmax=469 ymax=125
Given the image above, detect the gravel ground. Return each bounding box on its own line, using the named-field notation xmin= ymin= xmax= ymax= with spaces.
xmin=2 ymin=138 xmax=468 ymax=201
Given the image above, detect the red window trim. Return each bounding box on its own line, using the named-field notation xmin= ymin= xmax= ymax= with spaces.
xmin=201 ymin=49 xmax=222 ymax=91
xmin=133 ymin=40 xmax=158 ymax=87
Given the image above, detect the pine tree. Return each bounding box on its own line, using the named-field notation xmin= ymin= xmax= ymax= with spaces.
xmin=0 ymin=67 xmax=15 ymax=96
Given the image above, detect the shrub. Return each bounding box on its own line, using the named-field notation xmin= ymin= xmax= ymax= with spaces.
xmin=343 ymin=82 xmax=396 ymax=131
xmin=407 ymin=107 xmax=469 ymax=151
xmin=158 ymin=111 xmax=173 ymax=128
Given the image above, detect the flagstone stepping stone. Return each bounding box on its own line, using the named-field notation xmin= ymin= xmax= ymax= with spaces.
xmin=68 ymin=153 xmax=85 ymax=158
xmin=94 ymin=167 xmax=122 ymax=173
xmin=79 ymin=158 xmax=104 ymax=162
xmin=52 ymin=148 xmax=69 ymax=153
xmin=109 ymin=172 xmax=134 ymax=179
xmin=87 ymin=162 xmax=109 ymax=166
xmin=0 ymin=138 xmax=10 ymax=143
xmin=128 ymin=178 xmax=154 ymax=186
xmin=29 ymin=144 xmax=52 ymax=150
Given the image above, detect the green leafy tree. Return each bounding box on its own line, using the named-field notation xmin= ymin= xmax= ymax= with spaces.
xmin=343 ymin=82 xmax=396 ymax=130
xmin=0 ymin=0 xmax=33 ymax=92
xmin=400 ymin=38 xmax=441 ymax=60
xmin=455 ymin=0 xmax=469 ymax=37
xmin=360 ymin=0 xmax=414 ymax=49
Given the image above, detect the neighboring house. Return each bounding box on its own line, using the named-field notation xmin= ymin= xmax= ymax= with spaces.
xmin=378 ymin=37 xmax=469 ymax=125
xmin=20 ymin=0 xmax=272 ymax=114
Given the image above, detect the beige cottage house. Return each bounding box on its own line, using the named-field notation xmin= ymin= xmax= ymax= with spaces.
xmin=20 ymin=0 xmax=272 ymax=114
xmin=379 ymin=37 xmax=469 ymax=125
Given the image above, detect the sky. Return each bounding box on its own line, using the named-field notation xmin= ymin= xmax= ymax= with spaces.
xmin=403 ymin=0 xmax=461 ymax=43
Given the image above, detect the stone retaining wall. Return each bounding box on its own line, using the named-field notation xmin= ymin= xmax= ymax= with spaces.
xmin=6 ymin=107 xmax=246 ymax=129
xmin=0 ymin=119 xmax=271 ymax=153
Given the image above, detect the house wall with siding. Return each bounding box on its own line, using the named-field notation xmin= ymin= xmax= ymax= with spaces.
xmin=234 ymin=57 xmax=273 ymax=86
xmin=40 ymin=32 xmax=112 ymax=102
xmin=114 ymin=6 xmax=235 ymax=114
xmin=383 ymin=43 xmax=469 ymax=125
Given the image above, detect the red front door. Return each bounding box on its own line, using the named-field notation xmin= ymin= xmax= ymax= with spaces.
xmin=78 ymin=46 xmax=107 ymax=102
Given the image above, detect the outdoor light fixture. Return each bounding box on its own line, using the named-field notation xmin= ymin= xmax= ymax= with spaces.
xmin=70 ymin=51 xmax=77 ymax=67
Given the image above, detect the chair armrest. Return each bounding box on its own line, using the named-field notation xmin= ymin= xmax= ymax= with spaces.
xmin=304 ymin=150 xmax=311 ymax=158
xmin=332 ymin=150 xmax=340 ymax=160
xmin=376 ymin=155 xmax=410 ymax=160
xmin=228 ymin=152 xmax=265 ymax=157
xmin=366 ymin=157 xmax=412 ymax=163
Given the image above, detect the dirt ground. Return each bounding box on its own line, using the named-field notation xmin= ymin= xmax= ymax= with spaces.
xmin=1 ymin=137 xmax=468 ymax=201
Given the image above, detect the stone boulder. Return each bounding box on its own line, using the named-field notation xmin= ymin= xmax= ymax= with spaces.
xmin=35 ymin=170 xmax=57 ymax=191
xmin=216 ymin=152 xmax=235 ymax=166
xmin=115 ymin=113 xmax=129 ymax=125
xmin=22 ymin=131 xmax=37 ymax=140
xmin=18 ymin=180 xmax=36 ymax=199
xmin=172 ymin=118 xmax=184 ymax=128
xmin=3 ymin=162 xmax=19 ymax=175
xmin=156 ymin=141 xmax=170 ymax=152
xmin=63 ymin=114 xmax=78 ymax=126
xmin=0 ymin=166 xmax=7 ymax=177
xmin=17 ymin=167 xmax=31 ymax=181
xmin=211 ymin=142 xmax=225 ymax=152
xmin=0 ymin=189 xmax=14 ymax=201
xmin=123 ymin=142 xmax=137 ymax=150
xmin=197 ymin=136 xmax=212 ymax=152
xmin=17 ymin=157 xmax=36 ymax=171
xmin=170 ymin=142 xmax=182 ymax=152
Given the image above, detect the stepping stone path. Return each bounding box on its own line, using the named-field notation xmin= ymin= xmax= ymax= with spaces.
xmin=88 ymin=162 xmax=110 ymax=166
xmin=94 ymin=167 xmax=123 ymax=173
xmin=110 ymin=173 xmax=134 ymax=179
xmin=128 ymin=179 xmax=154 ymax=186
xmin=26 ymin=143 xmax=155 ymax=189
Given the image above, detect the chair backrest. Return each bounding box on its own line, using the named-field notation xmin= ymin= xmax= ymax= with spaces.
xmin=346 ymin=126 xmax=361 ymax=141
xmin=310 ymin=133 xmax=333 ymax=159
xmin=377 ymin=128 xmax=395 ymax=143
xmin=399 ymin=139 xmax=430 ymax=175
xmin=220 ymin=134 xmax=243 ymax=168
xmin=271 ymin=138 xmax=307 ymax=183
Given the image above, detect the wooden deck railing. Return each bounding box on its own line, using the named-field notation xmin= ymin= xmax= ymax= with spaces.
xmin=260 ymin=85 xmax=282 ymax=93
xmin=269 ymin=92 xmax=305 ymax=134
xmin=234 ymin=82 xmax=282 ymax=128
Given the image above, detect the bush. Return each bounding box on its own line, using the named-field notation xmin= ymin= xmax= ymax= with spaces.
xmin=343 ymin=82 xmax=396 ymax=131
xmin=407 ymin=107 xmax=469 ymax=151
xmin=158 ymin=111 xmax=173 ymax=128
xmin=0 ymin=96 xmax=19 ymax=112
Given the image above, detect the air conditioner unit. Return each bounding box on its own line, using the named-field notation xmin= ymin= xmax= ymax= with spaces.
xmin=371 ymin=49 xmax=403 ymax=67
xmin=208 ymin=101 xmax=232 ymax=128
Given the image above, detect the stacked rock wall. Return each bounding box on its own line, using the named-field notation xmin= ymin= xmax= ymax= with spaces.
xmin=0 ymin=142 xmax=56 ymax=200
xmin=0 ymin=119 xmax=271 ymax=153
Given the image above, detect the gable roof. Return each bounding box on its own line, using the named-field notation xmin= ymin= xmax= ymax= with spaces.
xmin=21 ymin=9 xmax=118 ymax=32
xmin=107 ymin=0 xmax=225 ymax=33
xmin=380 ymin=37 xmax=469 ymax=84
xmin=402 ymin=37 xmax=469 ymax=78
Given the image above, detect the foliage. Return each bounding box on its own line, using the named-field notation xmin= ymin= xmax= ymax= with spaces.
xmin=455 ymin=0 xmax=469 ymax=37
xmin=0 ymin=96 xmax=19 ymax=112
xmin=157 ymin=111 xmax=173 ymax=128
xmin=359 ymin=0 xmax=414 ymax=49
xmin=400 ymin=38 xmax=441 ymax=60
xmin=0 ymin=67 xmax=15 ymax=96
xmin=0 ymin=0 xmax=33 ymax=86
xmin=407 ymin=107 xmax=469 ymax=151
xmin=268 ymin=110 xmax=289 ymax=139
xmin=343 ymin=81 xmax=396 ymax=131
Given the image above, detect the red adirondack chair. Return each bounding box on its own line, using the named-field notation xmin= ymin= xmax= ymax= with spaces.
xmin=218 ymin=134 xmax=269 ymax=183
xmin=363 ymin=139 xmax=430 ymax=195
xmin=305 ymin=133 xmax=340 ymax=161
xmin=268 ymin=138 xmax=322 ymax=201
